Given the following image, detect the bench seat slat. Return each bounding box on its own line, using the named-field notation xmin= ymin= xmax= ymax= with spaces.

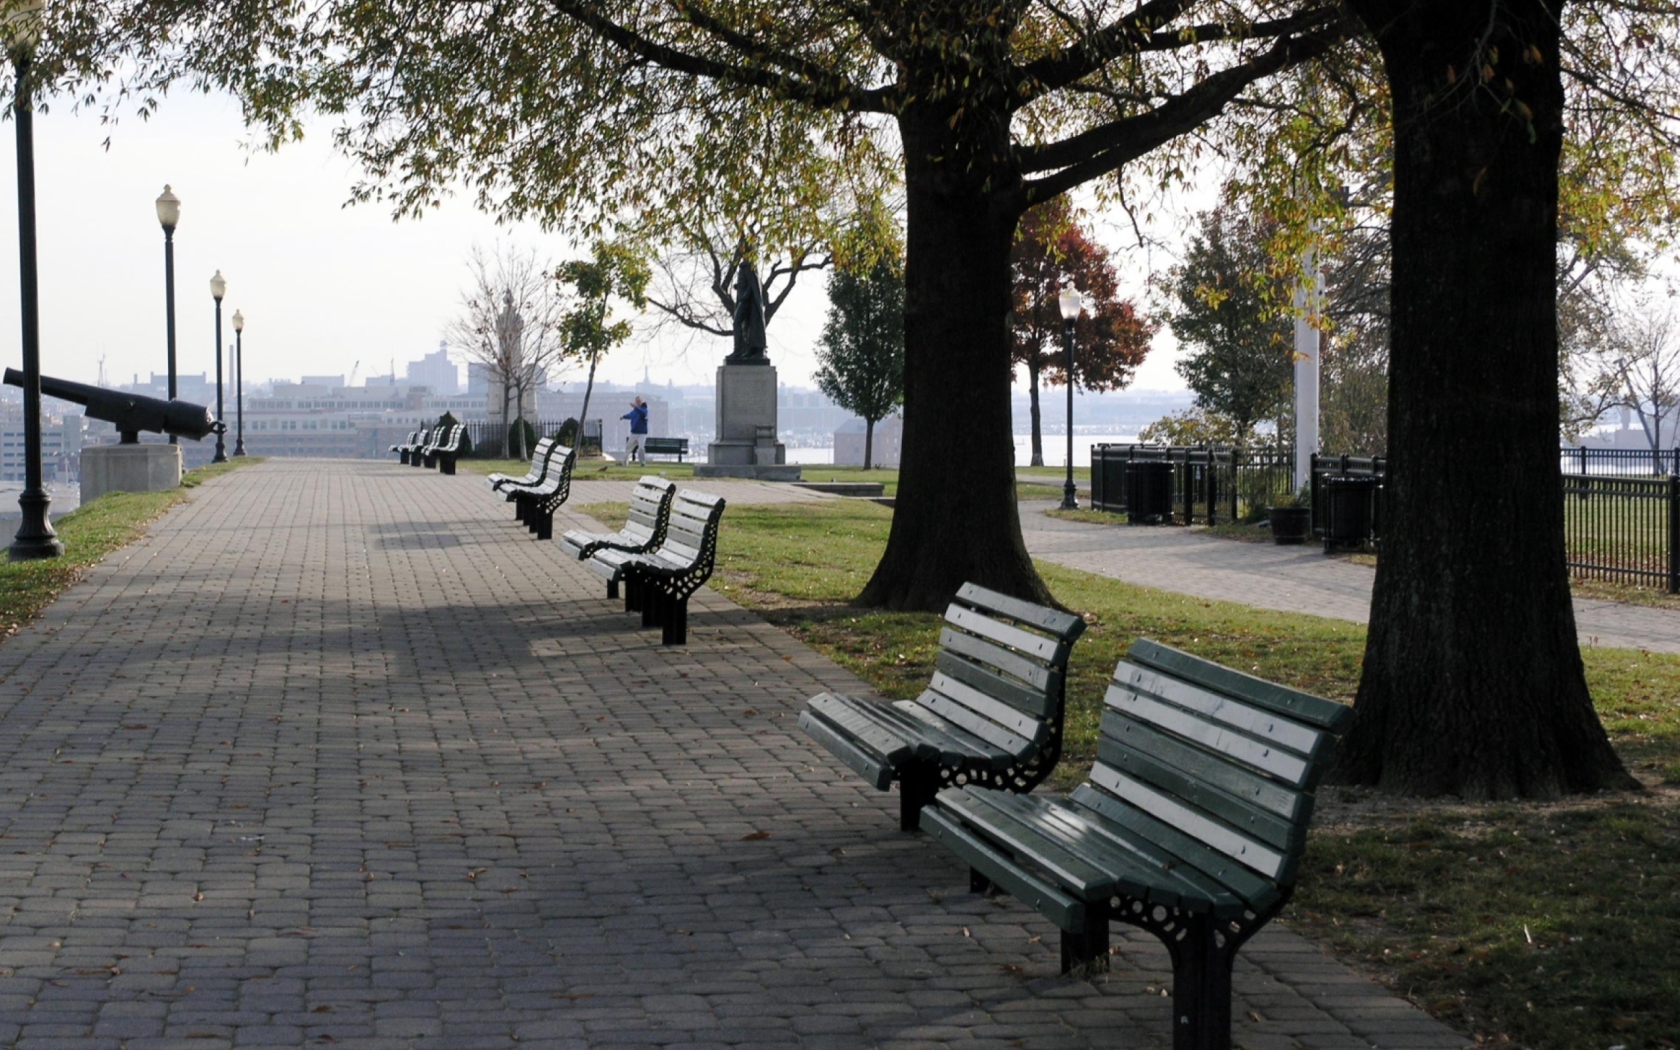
xmin=1119 ymin=663 xmax=1327 ymax=762
xmin=1070 ymin=778 xmax=1285 ymax=908
xmin=1128 ymin=639 xmax=1354 ymax=732
xmin=914 ymin=686 xmax=1036 ymax=757
xmin=933 ymin=789 xmax=1119 ymax=898
xmin=803 ymin=694 xmax=918 ymax=769
xmin=1106 ymin=681 xmax=1314 ymax=788
xmin=1087 ymin=763 xmax=1291 ymax=881
xmin=890 ymin=701 xmax=1015 ymax=769
xmin=935 ymin=649 xmax=1054 ymax=719
xmin=938 ymin=628 xmax=1056 ymax=695
xmin=1102 ymin=712 xmax=1296 ymax=819
xmin=955 ymin=583 xmax=1087 ymax=641
xmin=957 ymin=788 xmax=1243 ymax=916
xmin=946 ymin=606 xmax=1064 ymax=662
xmin=1095 ymin=729 xmax=1303 ymax=853
xmin=928 ymin=671 xmax=1046 ymax=741
xmin=921 ymin=807 xmax=1090 ymax=933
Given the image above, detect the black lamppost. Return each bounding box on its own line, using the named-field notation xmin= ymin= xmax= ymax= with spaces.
xmin=231 ymin=309 xmax=246 ymax=456
xmin=1057 ymin=284 xmax=1084 ymax=511
xmin=8 ymin=0 xmax=61 ymax=561
xmin=155 ymin=185 xmax=180 ymax=444
xmin=209 ymin=270 xmax=227 ymax=463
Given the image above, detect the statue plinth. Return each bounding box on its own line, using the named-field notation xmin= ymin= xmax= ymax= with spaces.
xmin=698 ymin=363 xmax=801 ymax=481
xmin=81 ymin=443 xmax=182 ymax=503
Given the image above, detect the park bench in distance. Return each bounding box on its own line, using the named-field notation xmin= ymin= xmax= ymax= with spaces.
xmin=493 ymin=440 xmax=569 ymax=528
xmin=423 ymin=425 xmax=464 ymax=471
xmin=390 ymin=430 xmax=419 ymax=464
xmin=641 ymin=436 xmax=689 ymax=462
xmin=514 ymin=445 xmax=579 ymax=540
xmin=399 ymin=427 xmax=434 ymax=466
xmin=412 ymin=426 xmax=448 ymax=468
xmin=558 ymin=476 xmax=676 ymax=561
xmin=584 ymin=489 xmax=725 ymax=645
xmin=921 ymin=639 xmax=1353 ymax=1050
xmin=486 ymin=437 xmax=556 ymax=493
xmin=800 ymin=584 xmax=1086 ymax=831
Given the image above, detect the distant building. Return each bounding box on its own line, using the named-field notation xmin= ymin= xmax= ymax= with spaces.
xmin=0 ymin=414 xmax=83 ymax=483
xmin=833 ymin=415 xmax=903 ymax=467
xmin=407 ymin=342 xmax=461 ymax=396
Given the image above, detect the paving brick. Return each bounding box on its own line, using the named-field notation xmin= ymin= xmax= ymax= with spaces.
xmin=0 ymin=463 xmax=1476 ymax=1049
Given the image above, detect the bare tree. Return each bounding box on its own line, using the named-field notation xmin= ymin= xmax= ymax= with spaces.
xmin=644 ymin=224 xmax=828 ymax=348
xmin=446 ymin=245 xmax=563 ymax=459
xmin=1605 ymin=300 xmax=1680 ymax=466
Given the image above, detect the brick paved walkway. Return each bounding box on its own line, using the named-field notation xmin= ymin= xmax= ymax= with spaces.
xmin=0 ymin=461 xmax=1467 ymax=1049
xmin=1020 ymin=502 xmax=1680 ymax=654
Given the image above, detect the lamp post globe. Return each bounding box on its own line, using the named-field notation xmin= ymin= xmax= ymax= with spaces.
xmin=209 ymin=270 xmax=228 ymax=463
xmin=1056 ymin=285 xmax=1084 ymax=511
xmin=156 ymin=184 xmax=181 ymax=444
xmin=231 ymin=309 xmax=246 ymax=455
xmin=7 ymin=0 xmax=62 ymax=559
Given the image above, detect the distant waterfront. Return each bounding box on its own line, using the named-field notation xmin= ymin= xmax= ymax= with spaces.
xmin=785 ymin=432 xmax=1139 ymax=468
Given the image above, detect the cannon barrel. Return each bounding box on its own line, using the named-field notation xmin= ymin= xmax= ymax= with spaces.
xmin=3 ymin=368 xmax=217 ymax=442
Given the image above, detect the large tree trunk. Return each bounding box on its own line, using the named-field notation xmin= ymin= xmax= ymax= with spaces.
xmin=858 ymin=104 xmax=1049 ymax=610
xmin=864 ymin=418 xmax=875 ymax=471
xmin=1335 ymin=0 xmax=1634 ymax=798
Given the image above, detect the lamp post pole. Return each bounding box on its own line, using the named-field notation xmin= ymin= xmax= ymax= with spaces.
xmin=210 ymin=270 xmax=227 ymax=463
xmin=1057 ymin=285 xmax=1083 ymax=511
xmin=8 ymin=1 xmax=62 ymax=561
xmin=156 ymin=185 xmax=180 ymax=445
xmin=232 ymin=310 xmax=245 ymax=456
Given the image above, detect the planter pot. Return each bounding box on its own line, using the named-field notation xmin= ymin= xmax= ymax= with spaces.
xmin=1269 ymin=505 xmax=1311 ymax=546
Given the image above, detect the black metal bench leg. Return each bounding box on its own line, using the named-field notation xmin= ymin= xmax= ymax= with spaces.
xmin=662 ymin=596 xmax=687 ymax=645
xmin=536 ymin=509 xmax=553 ymax=541
xmin=514 ymin=498 xmax=527 ymax=524
xmin=897 ymin=765 xmax=939 ymax=832
xmin=607 ymin=577 xmax=620 ymax=601
xmin=441 ymin=458 xmax=455 ymax=475
xmin=1167 ymin=914 xmax=1235 ymax=1050
xmin=623 ymin=575 xmax=639 ymax=611
xmin=1059 ymin=908 xmax=1110 ymax=975
xmin=969 ymin=868 xmax=992 ymax=894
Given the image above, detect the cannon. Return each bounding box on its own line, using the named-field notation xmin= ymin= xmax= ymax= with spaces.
xmin=4 ymin=368 xmax=218 ymax=442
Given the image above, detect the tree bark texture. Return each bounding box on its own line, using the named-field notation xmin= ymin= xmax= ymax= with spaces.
xmin=859 ymin=103 xmax=1051 ymax=610
xmin=1335 ymin=0 xmax=1634 ymax=797
xmin=1028 ymin=359 xmax=1044 ymax=467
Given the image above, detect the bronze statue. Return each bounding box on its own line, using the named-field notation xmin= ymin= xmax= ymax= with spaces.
xmin=726 ymin=260 xmax=769 ymax=365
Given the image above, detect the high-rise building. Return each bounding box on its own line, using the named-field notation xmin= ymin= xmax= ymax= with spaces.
xmin=407 ymin=341 xmax=461 ymax=395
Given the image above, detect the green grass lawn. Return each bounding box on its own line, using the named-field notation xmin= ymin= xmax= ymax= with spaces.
xmin=0 ymin=459 xmax=258 ymax=636
xmin=578 ymin=495 xmax=1680 ymax=1050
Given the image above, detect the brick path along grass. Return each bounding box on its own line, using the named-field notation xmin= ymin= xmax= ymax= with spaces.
xmin=0 ymin=459 xmax=259 ymax=638
xmin=578 ymin=495 xmax=1680 ymax=1050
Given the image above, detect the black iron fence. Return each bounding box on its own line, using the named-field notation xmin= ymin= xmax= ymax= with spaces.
xmin=1560 ymin=446 xmax=1680 ymax=476
xmin=1564 ymin=473 xmax=1680 ymax=592
xmin=1089 ymin=444 xmax=1295 ymax=525
xmin=461 ymin=418 xmax=602 ymax=458
xmin=1087 ymin=443 xmax=1680 ymax=591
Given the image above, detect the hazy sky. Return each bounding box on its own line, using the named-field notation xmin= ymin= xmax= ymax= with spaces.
xmin=0 ymin=87 xmax=1188 ymax=396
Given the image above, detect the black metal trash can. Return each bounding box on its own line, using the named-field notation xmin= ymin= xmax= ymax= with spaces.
xmin=1323 ymin=475 xmax=1379 ymax=551
xmin=1126 ymin=461 xmax=1174 ymax=525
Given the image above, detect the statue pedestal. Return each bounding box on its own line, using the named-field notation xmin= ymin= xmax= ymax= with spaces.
xmin=81 ymin=443 xmax=181 ymax=504
xmin=699 ymin=364 xmax=802 ymax=481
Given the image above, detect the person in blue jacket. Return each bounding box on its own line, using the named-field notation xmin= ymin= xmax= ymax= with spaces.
xmin=622 ymin=396 xmax=648 ymax=464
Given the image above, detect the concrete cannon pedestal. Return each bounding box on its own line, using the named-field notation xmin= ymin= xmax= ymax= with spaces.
xmin=81 ymin=444 xmax=182 ymax=503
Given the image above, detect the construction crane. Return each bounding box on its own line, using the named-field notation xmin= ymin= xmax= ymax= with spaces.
xmin=347 ymin=360 xmax=359 ymax=386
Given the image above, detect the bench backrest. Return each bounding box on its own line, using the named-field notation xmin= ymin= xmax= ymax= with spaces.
xmin=1076 ymin=639 xmax=1352 ymax=905
xmin=438 ymin=425 xmax=464 ymax=452
xmin=922 ymin=584 xmax=1086 ymax=790
xmin=625 ymin=476 xmax=678 ymax=545
xmin=655 ymin=489 xmax=726 ymax=571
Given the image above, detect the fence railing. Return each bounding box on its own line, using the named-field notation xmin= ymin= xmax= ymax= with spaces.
xmin=1564 ymin=473 xmax=1680 ymax=592
xmin=1560 ymin=446 xmax=1680 ymax=476
xmin=1089 ymin=444 xmax=1295 ymax=525
xmin=461 ymin=419 xmax=602 ymax=458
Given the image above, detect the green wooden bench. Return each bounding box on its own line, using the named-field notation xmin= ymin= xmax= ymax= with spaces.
xmin=642 ymin=436 xmax=689 ymax=461
xmin=558 ymin=476 xmax=676 ymax=561
xmin=921 ymin=639 xmax=1352 ymax=1050
xmin=800 ymin=584 xmax=1086 ymax=831
xmin=585 ymin=489 xmax=726 ymax=645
